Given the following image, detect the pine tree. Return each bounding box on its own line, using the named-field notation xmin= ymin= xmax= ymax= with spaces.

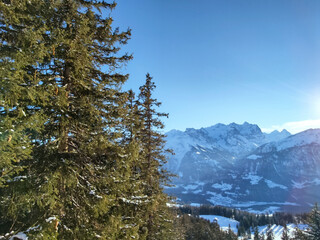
xmin=238 ymin=225 xmax=246 ymax=237
xmin=292 ymin=227 xmax=308 ymax=240
xmin=136 ymin=73 xmax=175 ymax=239
xmin=0 ymin=0 xmax=141 ymax=238
xmin=0 ymin=0 xmax=53 ymax=233
xmin=305 ymin=203 xmax=320 ymax=240
xmin=113 ymin=89 xmax=152 ymax=239
xmin=266 ymin=224 xmax=274 ymax=240
xmin=281 ymin=224 xmax=289 ymax=240
xmin=0 ymin=0 xmax=50 ymax=187
xmin=226 ymin=224 xmax=237 ymax=240
xmin=254 ymin=226 xmax=260 ymax=240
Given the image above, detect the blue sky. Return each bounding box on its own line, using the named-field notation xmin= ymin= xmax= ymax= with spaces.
xmin=112 ymin=0 xmax=320 ymax=133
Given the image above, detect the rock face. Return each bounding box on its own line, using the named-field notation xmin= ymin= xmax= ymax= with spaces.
xmin=165 ymin=123 xmax=320 ymax=213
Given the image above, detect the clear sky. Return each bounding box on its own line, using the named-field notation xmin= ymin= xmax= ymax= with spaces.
xmin=111 ymin=0 xmax=320 ymax=133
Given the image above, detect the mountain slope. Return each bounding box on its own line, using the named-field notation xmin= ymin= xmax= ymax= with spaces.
xmin=166 ymin=122 xmax=290 ymax=181
xmin=165 ymin=123 xmax=320 ymax=212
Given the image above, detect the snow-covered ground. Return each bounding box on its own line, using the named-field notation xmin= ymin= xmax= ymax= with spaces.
xmin=254 ymin=224 xmax=308 ymax=240
xmin=242 ymin=173 xmax=262 ymax=185
xmin=0 ymin=232 xmax=28 ymax=240
xmin=264 ymin=179 xmax=287 ymax=190
xmin=199 ymin=215 xmax=239 ymax=233
xmin=200 ymin=215 xmax=308 ymax=240
xmin=212 ymin=182 xmax=233 ymax=191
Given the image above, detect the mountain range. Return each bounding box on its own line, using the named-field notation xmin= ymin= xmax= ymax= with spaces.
xmin=164 ymin=122 xmax=320 ymax=213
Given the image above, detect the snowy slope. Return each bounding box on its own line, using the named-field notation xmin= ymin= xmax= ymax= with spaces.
xmin=165 ymin=122 xmax=291 ymax=174
xmin=260 ymin=128 xmax=320 ymax=152
xmin=199 ymin=215 xmax=239 ymax=233
xmin=253 ymin=224 xmax=308 ymax=240
xmin=263 ymin=129 xmax=291 ymax=143
xmin=200 ymin=215 xmax=308 ymax=240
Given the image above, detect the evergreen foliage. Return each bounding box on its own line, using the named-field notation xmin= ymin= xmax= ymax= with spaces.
xmin=180 ymin=204 xmax=300 ymax=235
xmin=266 ymin=224 xmax=274 ymax=240
xmin=281 ymin=224 xmax=289 ymax=240
xmin=136 ymin=73 xmax=175 ymax=239
xmin=0 ymin=1 xmax=175 ymax=239
xmin=226 ymin=224 xmax=236 ymax=240
xmin=0 ymin=0 xmax=50 ymax=189
xmin=3 ymin=1 xmax=319 ymax=239
xmin=305 ymin=203 xmax=320 ymax=240
xmin=292 ymin=227 xmax=308 ymax=240
xmin=176 ymin=214 xmax=237 ymax=240
xmin=254 ymin=226 xmax=260 ymax=240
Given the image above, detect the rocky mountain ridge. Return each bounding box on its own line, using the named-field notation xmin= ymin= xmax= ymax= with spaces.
xmin=165 ymin=122 xmax=320 ymax=213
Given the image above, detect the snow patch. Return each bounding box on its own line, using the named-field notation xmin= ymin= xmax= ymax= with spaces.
xmin=242 ymin=174 xmax=262 ymax=185
xmin=192 ymin=189 xmax=202 ymax=194
xmin=206 ymin=192 xmax=234 ymax=205
xmin=247 ymin=154 xmax=262 ymax=160
xmin=292 ymin=179 xmax=320 ymax=189
xmin=212 ymin=182 xmax=232 ymax=191
xmin=200 ymin=215 xmax=239 ymax=233
xmin=9 ymin=233 xmax=28 ymax=240
xmin=264 ymin=179 xmax=287 ymax=190
xmin=46 ymin=216 xmax=57 ymax=223
xmin=190 ymin=203 xmax=201 ymax=207
xmin=183 ymin=184 xmax=198 ymax=190
xmin=233 ymin=201 xmax=299 ymax=208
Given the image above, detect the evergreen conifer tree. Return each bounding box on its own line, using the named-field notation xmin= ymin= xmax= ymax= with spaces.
xmin=292 ymin=227 xmax=308 ymax=240
xmin=136 ymin=73 xmax=175 ymax=239
xmin=227 ymin=224 xmax=234 ymax=240
xmin=0 ymin=0 xmax=54 ymax=233
xmin=0 ymin=0 xmax=50 ymax=187
xmin=305 ymin=203 xmax=320 ymax=240
xmin=281 ymin=225 xmax=289 ymax=240
xmin=254 ymin=226 xmax=260 ymax=240
xmin=266 ymin=224 xmax=274 ymax=240
xmin=0 ymin=1 xmax=150 ymax=238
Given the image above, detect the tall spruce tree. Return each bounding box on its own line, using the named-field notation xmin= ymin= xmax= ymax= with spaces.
xmin=0 ymin=0 xmax=52 ymax=233
xmin=254 ymin=226 xmax=260 ymax=240
xmin=136 ymin=73 xmax=175 ymax=239
xmin=0 ymin=1 xmax=147 ymax=239
xmin=305 ymin=203 xmax=320 ymax=240
xmin=0 ymin=0 xmax=49 ymax=187
xmin=266 ymin=224 xmax=274 ymax=240
xmin=292 ymin=227 xmax=308 ymax=240
xmin=281 ymin=225 xmax=289 ymax=240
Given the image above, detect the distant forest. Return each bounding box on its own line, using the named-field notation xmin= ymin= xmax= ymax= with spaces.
xmin=179 ymin=205 xmax=309 ymax=236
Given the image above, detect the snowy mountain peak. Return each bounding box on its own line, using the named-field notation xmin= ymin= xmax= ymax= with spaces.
xmin=281 ymin=129 xmax=290 ymax=135
xmin=165 ymin=124 xmax=320 ymax=213
xmin=165 ymin=122 xmax=291 ymax=173
xmin=264 ymin=129 xmax=291 ymax=143
xmin=203 ymin=122 xmax=263 ymax=139
xmin=261 ymin=128 xmax=320 ymax=152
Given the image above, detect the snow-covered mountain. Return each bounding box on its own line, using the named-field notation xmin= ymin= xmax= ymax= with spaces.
xmin=165 ymin=122 xmax=320 ymax=213
xmin=165 ymin=122 xmax=290 ymax=173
